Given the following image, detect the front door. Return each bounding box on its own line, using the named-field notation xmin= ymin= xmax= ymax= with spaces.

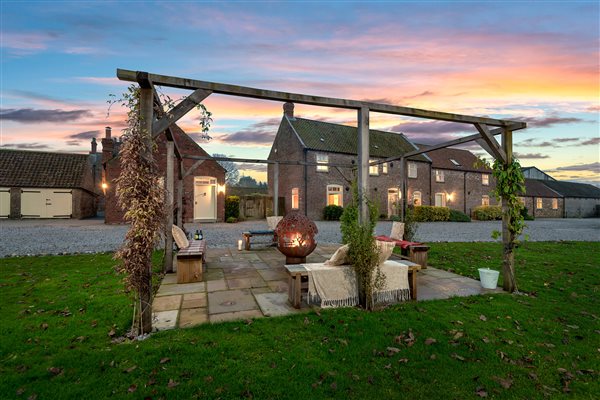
xmin=194 ymin=177 xmax=217 ymax=221
xmin=387 ymin=188 xmax=399 ymax=217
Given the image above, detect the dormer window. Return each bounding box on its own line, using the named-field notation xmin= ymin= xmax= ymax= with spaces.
xmin=450 ymin=159 xmax=461 ymax=166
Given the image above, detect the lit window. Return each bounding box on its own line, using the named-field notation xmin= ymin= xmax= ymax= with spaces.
xmin=536 ymin=198 xmax=543 ymax=209
xmin=434 ymin=192 xmax=446 ymax=207
xmin=327 ymin=185 xmax=343 ymax=206
xmin=382 ymin=162 xmax=388 ymax=174
xmin=413 ymin=191 xmax=422 ymax=206
xmin=482 ymin=174 xmax=489 ymax=186
xmin=408 ymin=162 xmax=417 ymax=178
xmin=291 ymin=188 xmax=299 ymax=209
xmin=552 ymin=198 xmax=558 ymax=210
xmin=482 ymin=195 xmax=490 ymax=206
xmin=369 ymin=159 xmax=379 ymax=176
xmin=450 ymin=159 xmax=461 ymax=166
xmin=316 ymin=153 xmax=328 ymax=172
xmin=435 ymin=169 xmax=445 ymax=183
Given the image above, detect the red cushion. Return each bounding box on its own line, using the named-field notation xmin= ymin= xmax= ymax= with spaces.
xmin=375 ymin=235 xmax=423 ymax=249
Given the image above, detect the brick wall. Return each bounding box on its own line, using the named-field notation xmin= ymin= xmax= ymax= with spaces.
xmin=530 ymin=197 xmax=563 ymax=218
xmin=72 ymin=189 xmax=96 ymax=219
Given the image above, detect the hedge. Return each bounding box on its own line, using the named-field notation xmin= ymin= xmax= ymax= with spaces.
xmin=323 ymin=205 xmax=344 ymax=221
xmin=473 ymin=205 xmax=502 ymax=220
xmin=413 ymin=206 xmax=450 ymax=222
xmin=449 ymin=209 xmax=471 ymax=222
xmin=225 ymin=196 xmax=240 ymax=220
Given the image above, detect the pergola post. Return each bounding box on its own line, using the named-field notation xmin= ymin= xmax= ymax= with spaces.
xmin=164 ymin=140 xmax=175 ymax=273
xmin=139 ymin=85 xmax=154 ymax=334
xmin=273 ymin=162 xmax=279 ymax=216
xmin=501 ymin=129 xmax=517 ymax=292
xmin=177 ymin=160 xmax=183 ymax=227
xmin=399 ymin=157 xmax=406 ymax=221
xmin=357 ymin=107 xmax=369 ymax=224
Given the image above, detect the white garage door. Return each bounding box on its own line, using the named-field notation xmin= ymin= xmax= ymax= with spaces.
xmin=21 ymin=189 xmax=72 ymax=218
xmin=0 ymin=188 xmax=9 ymax=218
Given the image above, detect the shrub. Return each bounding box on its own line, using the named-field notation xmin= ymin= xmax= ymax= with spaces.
xmin=448 ymin=209 xmax=471 ymax=222
xmin=413 ymin=206 xmax=450 ymax=222
xmin=404 ymin=206 xmax=419 ymax=241
xmin=473 ymin=205 xmax=502 ymax=220
xmin=521 ymin=207 xmax=535 ymax=221
xmin=226 ymin=216 xmax=238 ymax=223
xmin=389 ymin=214 xmax=401 ymax=222
xmin=225 ymin=196 xmax=240 ymax=220
xmin=323 ymin=205 xmax=344 ymax=221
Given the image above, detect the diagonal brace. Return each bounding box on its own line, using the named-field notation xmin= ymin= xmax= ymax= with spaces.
xmin=474 ymin=123 xmax=507 ymax=163
xmin=152 ymin=88 xmax=212 ymax=139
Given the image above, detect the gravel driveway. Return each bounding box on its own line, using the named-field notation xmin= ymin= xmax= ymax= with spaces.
xmin=1 ymin=217 xmax=598 ymax=257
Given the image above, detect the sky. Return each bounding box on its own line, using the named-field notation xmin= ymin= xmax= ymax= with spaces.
xmin=1 ymin=0 xmax=599 ymax=185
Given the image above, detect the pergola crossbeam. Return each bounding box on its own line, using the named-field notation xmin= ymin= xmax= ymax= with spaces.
xmin=118 ymin=69 xmax=524 ymax=128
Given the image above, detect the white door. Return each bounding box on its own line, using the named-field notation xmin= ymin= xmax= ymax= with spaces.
xmin=387 ymin=188 xmax=399 ymax=216
xmin=435 ymin=193 xmax=446 ymax=207
xmin=1 ymin=188 xmax=10 ymax=218
xmin=193 ymin=177 xmax=217 ymax=220
xmin=21 ymin=189 xmax=72 ymax=218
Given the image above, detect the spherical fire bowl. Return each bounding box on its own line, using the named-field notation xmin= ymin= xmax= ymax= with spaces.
xmin=275 ymin=212 xmax=318 ymax=264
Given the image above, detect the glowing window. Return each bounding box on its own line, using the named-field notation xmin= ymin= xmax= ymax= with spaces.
xmin=413 ymin=191 xmax=422 ymax=206
xmin=327 ymin=185 xmax=343 ymax=207
xmin=482 ymin=195 xmax=490 ymax=206
xmin=536 ymin=198 xmax=543 ymax=209
xmin=435 ymin=169 xmax=445 ymax=183
xmin=552 ymin=198 xmax=558 ymax=210
xmin=369 ymin=159 xmax=379 ymax=176
xmin=316 ymin=153 xmax=328 ymax=172
xmin=382 ymin=162 xmax=388 ymax=174
xmin=291 ymin=188 xmax=299 ymax=209
xmin=482 ymin=174 xmax=489 ymax=186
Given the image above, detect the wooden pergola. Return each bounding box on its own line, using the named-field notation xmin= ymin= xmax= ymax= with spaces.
xmin=117 ymin=69 xmax=526 ymax=331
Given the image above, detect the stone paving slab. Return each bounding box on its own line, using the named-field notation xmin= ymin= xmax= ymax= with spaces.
xmin=255 ymin=293 xmax=299 ymax=317
xmin=210 ymin=309 xmax=263 ymax=324
xmin=179 ymin=307 xmax=208 ymax=328
xmin=267 ymin=280 xmax=288 ymax=293
xmin=153 ymin=310 xmax=178 ymax=331
xmin=156 ymin=281 xmax=206 ymax=296
xmin=152 ymin=294 xmax=182 ymax=312
xmin=162 ymin=274 xmax=178 ymax=284
xmin=208 ymin=289 xmax=258 ymax=314
xmin=182 ymin=292 xmax=207 ymax=309
xmin=207 ymin=279 xmax=228 ymax=292
xmin=226 ymin=277 xmax=267 ymax=289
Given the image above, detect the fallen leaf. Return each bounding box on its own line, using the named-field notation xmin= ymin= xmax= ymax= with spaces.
xmin=387 ymin=347 xmax=401 ymax=356
xmin=146 ymin=378 xmax=156 ymax=386
xmin=479 ymin=315 xmax=487 ymax=321
xmin=528 ymin=372 xmax=538 ymax=381
xmin=475 ymin=387 xmax=488 ymax=397
xmin=398 ymin=358 xmax=409 ymax=363
xmin=27 ymin=394 xmax=37 ymax=400
xmin=40 ymin=323 xmax=48 ymax=330
xmin=47 ymin=367 xmax=62 ymax=376
xmin=16 ymin=388 xmax=25 ymax=395
xmin=384 ymin=363 xmax=392 ymax=369
xmin=453 ymin=331 xmax=464 ymax=340
xmin=91 ymin=320 xmax=97 ymax=328
xmin=451 ymin=353 xmax=465 ymax=361
xmin=303 ymin=317 xmax=309 ymax=325
xmin=493 ymin=375 xmax=513 ymax=389
xmin=204 ymin=376 xmax=213 ymax=383
xmin=482 ymin=337 xmax=490 ymax=344
xmin=124 ymin=365 xmax=137 ymax=373
xmin=430 ymin=354 xmax=437 ymax=360
xmin=167 ymin=379 xmax=179 ymax=388
xmin=424 ymin=338 xmax=437 ymax=345
xmin=108 ymin=328 xmax=116 ymax=337
xmin=160 ymin=357 xmax=170 ymax=364
xmin=128 ymin=384 xmax=137 ymax=393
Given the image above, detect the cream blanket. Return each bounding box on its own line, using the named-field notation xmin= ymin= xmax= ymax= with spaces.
xmin=305 ymin=260 xmax=410 ymax=308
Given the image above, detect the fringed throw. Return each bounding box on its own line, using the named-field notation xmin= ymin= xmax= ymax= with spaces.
xmin=305 ymin=261 xmax=410 ymax=308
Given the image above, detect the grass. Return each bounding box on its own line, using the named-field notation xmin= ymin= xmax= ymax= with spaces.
xmin=1 ymin=242 xmax=599 ymax=399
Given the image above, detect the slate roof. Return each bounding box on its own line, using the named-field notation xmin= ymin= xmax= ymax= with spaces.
xmin=0 ymin=149 xmax=89 ymax=189
xmin=287 ymin=117 xmax=430 ymax=162
xmin=523 ymin=179 xmax=562 ymax=198
xmin=416 ymin=143 xmax=490 ymax=172
xmin=538 ymin=180 xmax=600 ymax=199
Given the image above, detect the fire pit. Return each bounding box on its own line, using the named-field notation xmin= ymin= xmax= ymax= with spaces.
xmin=275 ymin=212 xmax=318 ymax=264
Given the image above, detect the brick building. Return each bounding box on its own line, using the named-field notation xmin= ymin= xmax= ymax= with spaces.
xmin=267 ymin=103 xmax=431 ymax=221
xmin=102 ymin=125 xmax=226 ymax=224
xmin=520 ymin=179 xmax=563 ymax=218
xmin=0 ymin=149 xmax=97 ymax=219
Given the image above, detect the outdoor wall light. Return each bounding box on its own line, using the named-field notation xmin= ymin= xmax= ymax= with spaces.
xmin=447 ymin=193 xmax=454 ymax=202
xmin=218 ymin=184 xmax=226 ymax=194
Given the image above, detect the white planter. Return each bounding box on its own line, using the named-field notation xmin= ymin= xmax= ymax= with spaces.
xmin=478 ymin=268 xmax=500 ymax=289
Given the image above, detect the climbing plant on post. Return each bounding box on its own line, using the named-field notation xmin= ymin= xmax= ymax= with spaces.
xmin=114 ymin=85 xmax=165 ymax=335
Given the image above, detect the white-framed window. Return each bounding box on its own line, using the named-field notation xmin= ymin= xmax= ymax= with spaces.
xmin=434 ymin=192 xmax=446 ymax=207
xmin=413 ymin=191 xmax=422 ymax=206
xmin=482 ymin=174 xmax=489 ymax=186
xmin=369 ymin=159 xmax=379 ymax=176
xmin=482 ymin=195 xmax=490 ymax=206
xmin=536 ymin=198 xmax=543 ymax=209
xmin=408 ymin=162 xmax=417 ymax=178
xmin=316 ymin=153 xmax=328 ymax=172
xmin=552 ymin=198 xmax=558 ymax=210
xmin=327 ymin=185 xmax=343 ymax=207
xmin=435 ymin=169 xmax=445 ymax=183
xmin=382 ymin=162 xmax=388 ymax=174
xmin=291 ymin=188 xmax=299 ymax=209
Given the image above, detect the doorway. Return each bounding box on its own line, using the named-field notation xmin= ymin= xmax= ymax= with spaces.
xmin=387 ymin=188 xmax=399 ymax=217
xmin=193 ymin=177 xmax=217 ymax=221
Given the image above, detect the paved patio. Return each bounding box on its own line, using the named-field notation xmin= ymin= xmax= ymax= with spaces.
xmin=152 ymin=244 xmax=502 ymax=330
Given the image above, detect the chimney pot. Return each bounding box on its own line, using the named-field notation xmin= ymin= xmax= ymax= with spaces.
xmin=105 ymin=126 xmax=112 ymax=139
xmin=283 ymin=102 xmax=294 ymax=119
xmin=90 ymin=137 xmax=97 ymax=154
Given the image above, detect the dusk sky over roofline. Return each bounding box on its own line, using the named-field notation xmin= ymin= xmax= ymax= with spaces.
xmin=1 ymin=1 xmax=598 ymax=185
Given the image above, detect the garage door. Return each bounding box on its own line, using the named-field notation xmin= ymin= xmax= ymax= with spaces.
xmin=21 ymin=189 xmax=72 ymax=218
xmin=0 ymin=188 xmax=9 ymax=218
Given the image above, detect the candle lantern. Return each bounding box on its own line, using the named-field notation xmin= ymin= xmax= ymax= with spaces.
xmin=275 ymin=212 xmax=318 ymax=264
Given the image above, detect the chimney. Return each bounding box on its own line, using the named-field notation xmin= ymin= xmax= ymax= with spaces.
xmin=90 ymin=137 xmax=97 ymax=154
xmin=101 ymin=126 xmax=114 ymax=163
xmin=283 ymin=102 xmax=295 ymax=119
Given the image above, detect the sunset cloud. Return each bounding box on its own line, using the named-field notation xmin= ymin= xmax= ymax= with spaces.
xmin=0 ymin=108 xmax=93 ymax=123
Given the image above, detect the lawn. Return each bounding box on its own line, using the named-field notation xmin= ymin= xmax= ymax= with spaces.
xmin=1 ymin=242 xmax=599 ymax=399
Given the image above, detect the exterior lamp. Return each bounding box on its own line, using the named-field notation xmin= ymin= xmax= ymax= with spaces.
xmin=101 ymin=182 xmax=108 ymax=194
xmin=447 ymin=192 xmax=454 ymax=202
xmin=217 ymin=184 xmax=226 ymax=194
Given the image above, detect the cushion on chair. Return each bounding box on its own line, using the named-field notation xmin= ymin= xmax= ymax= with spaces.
xmin=376 ymin=240 xmax=396 ymax=265
xmin=172 ymin=225 xmax=189 ymax=249
xmin=324 ymin=244 xmax=350 ymax=266
xmin=390 ymin=222 xmax=405 ymax=241
xmin=267 ymin=216 xmax=283 ymax=230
